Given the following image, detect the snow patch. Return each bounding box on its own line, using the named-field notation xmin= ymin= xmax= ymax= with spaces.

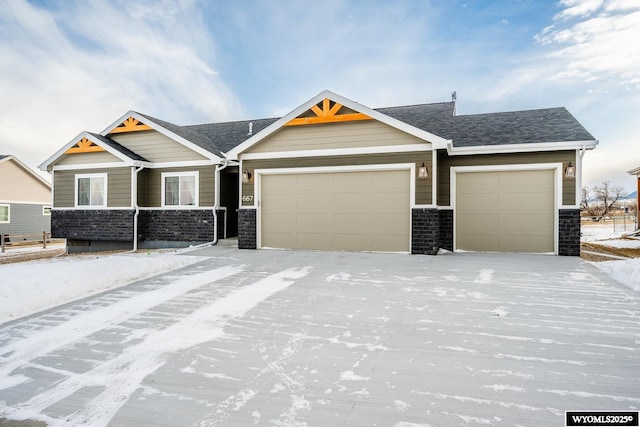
xmin=483 ymin=384 xmax=525 ymax=393
xmin=340 ymin=370 xmax=369 ymax=381
xmin=492 ymin=306 xmax=509 ymax=317
xmin=0 ymin=252 xmax=207 ymax=324
xmin=593 ymin=259 xmax=640 ymax=292
xmin=270 ymin=382 xmax=286 ymax=393
xmin=474 ymin=269 xmax=494 ymax=284
xmin=393 ymin=399 xmax=410 ymax=411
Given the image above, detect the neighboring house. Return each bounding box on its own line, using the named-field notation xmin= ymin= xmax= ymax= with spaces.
xmin=40 ymin=90 xmax=597 ymax=255
xmin=0 ymin=155 xmax=52 ymax=238
xmin=628 ymin=166 xmax=640 ymax=213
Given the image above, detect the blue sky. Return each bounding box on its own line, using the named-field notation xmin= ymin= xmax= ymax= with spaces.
xmin=1 ymin=0 xmax=638 ymax=192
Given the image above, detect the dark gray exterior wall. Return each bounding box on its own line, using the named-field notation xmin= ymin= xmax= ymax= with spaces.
xmin=558 ymin=209 xmax=581 ymax=256
xmin=138 ymin=210 xmax=216 ymax=242
xmin=0 ymin=203 xmax=51 ymax=236
xmin=52 ymin=210 xmax=134 ymax=241
xmin=411 ymin=208 xmax=440 ymax=255
xmin=438 ymin=209 xmax=454 ymax=252
xmin=238 ymin=209 xmax=257 ymax=249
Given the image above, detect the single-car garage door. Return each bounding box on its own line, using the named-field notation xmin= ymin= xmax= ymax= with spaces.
xmin=456 ymin=169 xmax=555 ymax=253
xmin=260 ymin=169 xmax=410 ymax=252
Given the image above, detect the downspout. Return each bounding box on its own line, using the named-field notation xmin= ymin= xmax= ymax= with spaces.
xmin=132 ymin=165 xmax=144 ymax=252
xmin=211 ymin=159 xmax=229 ymax=246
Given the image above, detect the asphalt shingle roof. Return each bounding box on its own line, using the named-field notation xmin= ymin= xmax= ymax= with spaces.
xmin=0 ymin=155 xmax=8 ymax=161
xmin=128 ymin=100 xmax=595 ymax=157
xmin=89 ymin=133 xmax=149 ymax=162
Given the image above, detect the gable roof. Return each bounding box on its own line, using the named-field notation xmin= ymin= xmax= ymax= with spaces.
xmin=225 ymin=90 xmax=452 ymax=159
xmin=185 ymin=118 xmax=279 ymax=153
xmin=102 ymin=111 xmax=223 ymax=161
xmin=39 ymin=132 xmax=150 ymax=171
xmin=628 ymin=166 xmax=640 ymax=175
xmin=1 ymin=155 xmax=51 ymax=189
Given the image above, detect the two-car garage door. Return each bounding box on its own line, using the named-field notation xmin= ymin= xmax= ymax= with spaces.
xmin=456 ymin=169 xmax=555 ymax=253
xmin=260 ymin=170 xmax=410 ymax=252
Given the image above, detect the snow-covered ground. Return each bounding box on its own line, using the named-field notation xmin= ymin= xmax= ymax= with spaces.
xmin=581 ymin=221 xmax=640 ymax=292
xmin=0 ymin=249 xmax=638 ymax=427
xmin=0 ymin=250 xmax=206 ymax=324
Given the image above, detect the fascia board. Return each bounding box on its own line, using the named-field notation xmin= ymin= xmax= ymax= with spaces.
xmin=39 ymin=131 xmax=135 ymax=171
xmin=446 ymin=140 xmax=598 ymax=156
xmin=627 ymin=166 xmax=640 ymax=175
xmin=101 ymin=111 xmax=221 ymax=162
xmin=226 ymin=90 xmax=449 ymax=159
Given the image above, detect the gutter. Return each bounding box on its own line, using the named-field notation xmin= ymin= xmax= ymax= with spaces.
xmin=211 ymin=159 xmax=229 ymax=245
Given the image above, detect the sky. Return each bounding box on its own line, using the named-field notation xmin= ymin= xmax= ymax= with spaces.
xmin=0 ymin=0 xmax=638 ymax=193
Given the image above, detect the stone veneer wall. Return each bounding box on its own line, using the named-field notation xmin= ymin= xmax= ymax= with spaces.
xmin=438 ymin=209 xmax=454 ymax=252
xmin=139 ymin=210 xmax=215 ymax=242
xmin=237 ymin=209 xmax=257 ymax=249
xmin=52 ymin=210 xmax=134 ymax=241
xmin=411 ymin=208 xmax=440 ymax=255
xmin=558 ymin=209 xmax=581 ymax=256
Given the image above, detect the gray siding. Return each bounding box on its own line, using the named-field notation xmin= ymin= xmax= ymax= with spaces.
xmin=140 ymin=166 xmax=215 ymax=208
xmin=249 ymin=121 xmax=429 ymax=153
xmin=53 ymin=168 xmax=132 ymax=208
xmin=241 ymin=151 xmax=432 ymax=206
xmin=437 ymin=150 xmax=577 ymax=206
xmin=0 ymin=203 xmax=51 ymax=236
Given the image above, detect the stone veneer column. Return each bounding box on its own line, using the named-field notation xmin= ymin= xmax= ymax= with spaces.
xmin=438 ymin=209 xmax=454 ymax=252
xmin=559 ymin=209 xmax=581 ymax=256
xmin=237 ymin=209 xmax=257 ymax=249
xmin=411 ymin=208 xmax=440 ymax=255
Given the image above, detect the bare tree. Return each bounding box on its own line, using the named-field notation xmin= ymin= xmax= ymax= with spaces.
xmin=581 ymin=181 xmax=626 ymax=220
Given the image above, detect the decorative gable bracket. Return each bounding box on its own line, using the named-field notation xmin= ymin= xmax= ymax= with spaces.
xmin=109 ymin=117 xmax=152 ymax=134
xmin=64 ymin=137 xmax=106 ymax=154
xmin=285 ymin=98 xmax=372 ymax=126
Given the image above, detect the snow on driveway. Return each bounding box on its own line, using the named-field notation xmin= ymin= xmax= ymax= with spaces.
xmin=0 ymin=248 xmax=639 ymax=426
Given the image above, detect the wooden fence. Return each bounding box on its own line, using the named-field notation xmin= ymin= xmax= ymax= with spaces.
xmin=1 ymin=232 xmax=55 ymax=253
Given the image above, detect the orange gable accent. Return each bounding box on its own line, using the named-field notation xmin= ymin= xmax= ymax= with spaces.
xmin=64 ymin=138 xmax=106 ymax=154
xmin=109 ymin=117 xmax=152 ymax=134
xmin=285 ymin=98 xmax=372 ymax=126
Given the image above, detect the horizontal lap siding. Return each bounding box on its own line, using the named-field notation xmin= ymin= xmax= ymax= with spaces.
xmin=437 ymin=150 xmax=576 ymax=206
xmin=53 ymin=168 xmax=131 ymax=208
xmin=0 ymin=203 xmax=51 ymax=235
xmin=250 ymin=121 xmax=428 ymax=153
xmin=141 ymin=166 xmax=215 ymax=207
xmin=0 ymin=160 xmax=51 ymax=203
xmin=111 ymin=130 xmax=209 ymax=163
xmin=242 ymin=151 xmax=432 ymax=206
xmin=55 ymin=151 xmax=122 ymax=166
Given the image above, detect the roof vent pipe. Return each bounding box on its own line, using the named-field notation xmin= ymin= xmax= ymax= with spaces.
xmin=247 ymin=122 xmax=253 ymax=136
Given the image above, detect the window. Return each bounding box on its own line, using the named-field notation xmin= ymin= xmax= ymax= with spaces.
xmin=43 ymin=206 xmax=52 ymax=216
xmin=0 ymin=204 xmax=9 ymax=223
xmin=162 ymin=172 xmax=198 ymax=207
xmin=75 ymin=174 xmax=107 ymax=207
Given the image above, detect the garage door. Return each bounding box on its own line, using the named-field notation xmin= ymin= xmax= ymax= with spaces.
xmin=261 ymin=169 xmax=410 ymax=252
xmin=456 ymin=169 xmax=555 ymax=253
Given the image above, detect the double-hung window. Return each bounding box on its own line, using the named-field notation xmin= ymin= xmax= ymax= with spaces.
xmin=75 ymin=173 xmax=107 ymax=207
xmin=0 ymin=204 xmax=9 ymax=223
xmin=162 ymin=172 xmax=198 ymax=207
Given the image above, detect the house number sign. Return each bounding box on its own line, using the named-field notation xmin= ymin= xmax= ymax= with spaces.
xmin=242 ymin=195 xmax=254 ymax=202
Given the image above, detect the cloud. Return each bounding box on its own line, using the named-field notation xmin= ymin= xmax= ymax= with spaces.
xmin=535 ymin=0 xmax=640 ymax=89
xmin=0 ymin=0 xmax=242 ymax=172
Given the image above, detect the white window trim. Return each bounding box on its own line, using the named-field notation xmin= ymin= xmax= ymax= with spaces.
xmin=161 ymin=171 xmax=199 ymax=208
xmin=43 ymin=206 xmax=52 ymax=216
xmin=0 ymin=204 xmax=9 ymax=223
xmin=74 ymin=173 xmax=108 ymax=208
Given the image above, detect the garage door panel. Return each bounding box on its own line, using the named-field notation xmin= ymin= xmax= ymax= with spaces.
xmin=456 ymin=170 xmax=554 ymax=253
xmin=261 ymin=170 xmax=410 ymax=252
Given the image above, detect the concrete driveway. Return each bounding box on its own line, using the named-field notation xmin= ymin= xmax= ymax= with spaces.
xmin=1 ymin=248 xmax=638 ymax=426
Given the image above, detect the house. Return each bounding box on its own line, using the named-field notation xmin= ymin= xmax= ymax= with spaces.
xmin=628 ymin=166 xmax=640 ymax=213
xmin=0 ymin=155 xmax=52 ymax=238
xmin=40 ymin=90 xmax=597 ymax=255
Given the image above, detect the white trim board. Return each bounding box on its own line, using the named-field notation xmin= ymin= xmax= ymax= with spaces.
xmin=450 ymin=163 xmax=562 ymax=255
xmin=240 ymin=144 xmax=432 ymax=160
xmin=254 ymin=163 xmax=416 ymax=252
